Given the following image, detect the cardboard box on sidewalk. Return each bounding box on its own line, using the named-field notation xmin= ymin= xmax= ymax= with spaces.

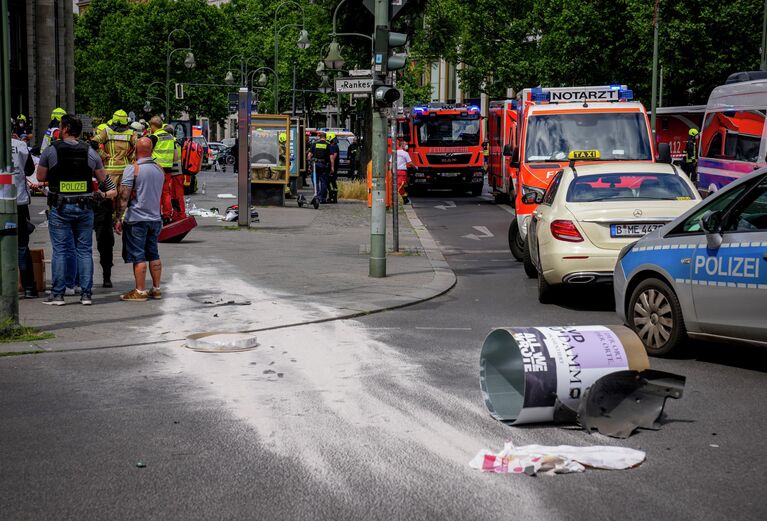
xmin=18 ymin=248 xmax=46 ymax=292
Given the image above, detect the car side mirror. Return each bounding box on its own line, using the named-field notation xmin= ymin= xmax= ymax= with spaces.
xmin=502 ymin=144 xmax=513 ymax=156
xmin=510 ymin=148 xmax=520 ymax=167
xmin=522 ymin=192 xmax=543 ymax=205
xmin=657 ymin=143 xmax=672 ymax=164
xmin=699 ymin=210 xmax=723 ymax=249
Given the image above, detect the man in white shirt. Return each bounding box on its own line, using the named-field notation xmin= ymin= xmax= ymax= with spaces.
xmin=10 ymin=136 xmax=38 ymax=297
xmin=395 ymin=138 xmax=415 ymax=205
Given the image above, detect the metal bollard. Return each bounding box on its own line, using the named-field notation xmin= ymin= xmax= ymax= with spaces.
xmin=0 ymin=177 xmax=18 ymax=326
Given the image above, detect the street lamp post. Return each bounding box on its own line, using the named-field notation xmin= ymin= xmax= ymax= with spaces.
xmin=165 ymin=29 xmax=195 ymax=120
xmin=273 ymin=0 xmax=310 ymax=114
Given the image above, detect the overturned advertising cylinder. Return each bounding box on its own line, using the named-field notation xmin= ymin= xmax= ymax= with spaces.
xmin=480 ymin=326 xmax=650 ymax=424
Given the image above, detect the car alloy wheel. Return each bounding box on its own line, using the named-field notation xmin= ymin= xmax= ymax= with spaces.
xmin=629 ymin=278 xmax=686 ymax=356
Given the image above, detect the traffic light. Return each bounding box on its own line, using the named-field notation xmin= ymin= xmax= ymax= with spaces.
xmin=374 ymin=26 xmax=408 ymax=75
xmin=373 ymin=81 xmax=400 ymax=108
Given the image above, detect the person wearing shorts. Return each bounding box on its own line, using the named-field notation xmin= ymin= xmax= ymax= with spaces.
xmin=114 ymin=137 xmax=165 ymax=301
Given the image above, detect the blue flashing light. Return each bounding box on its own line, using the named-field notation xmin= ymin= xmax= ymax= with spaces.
xmin=412 ymin=106 xmax=427 ymax=114
xmin=530 ymin=88 xmax=550 ymax=102
xmin=510 ymin=100 xmax=518 ymax=110
xmin=467 ymin=105 xmax=480 ymax=112
xmin=609 ymin=84 xmax=622 ymax=90
xmin=619 ymin=89 xmax=634 ymax=100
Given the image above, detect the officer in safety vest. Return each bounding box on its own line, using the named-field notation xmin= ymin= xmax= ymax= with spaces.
xmin=148 ymin=116 xmax=180 ymax=222
xmin=683 ymin=128 xmax=699 ymax=182
xmin=35 ymin=114 xmax=115 ymax=305
xmin=91 ymin=109 xmax=136 ymax=288
xmin=165 ymin=124 xmax=186 ymax=219
xmin=41 ymin=107 xmax=67 ymax=152
xmin=307 ymin=133 xmax=337 ymax=204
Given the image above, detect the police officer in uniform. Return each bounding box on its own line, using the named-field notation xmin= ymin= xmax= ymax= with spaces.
xmin=148 ymin=116 xmax=178 ymax=222
xmin=683 ymin=128 xmax=699 ymax=182
xmin=36 ymin=114 xmax=115 ymax=305
xmin=92 ymin=109 xmax=136 ymax=287
xmin=326 ymin=131 xmax=340 ymax=204
xmin=307 ymin=133 xmax=337 ymax=204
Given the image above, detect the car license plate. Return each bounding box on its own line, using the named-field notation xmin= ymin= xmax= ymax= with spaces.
xmin=610 ymin=223 xmax=663 ymax=237
xmin=440 ymin=172 xmax=460 ymax=177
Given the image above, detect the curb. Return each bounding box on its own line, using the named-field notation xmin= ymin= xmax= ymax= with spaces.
xmin=1 ymin=204 xmax=456 ymax=357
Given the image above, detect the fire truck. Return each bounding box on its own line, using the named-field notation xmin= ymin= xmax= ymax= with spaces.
xmin=487 ymin=99 xmax=519 ymax=203
xmin=506 ymin=85 xmax=661 ymax=264
xmin=653 ymin=105 xmax=705 ymax=162
xmin=402 ymin=103 xmax=485 ymax=196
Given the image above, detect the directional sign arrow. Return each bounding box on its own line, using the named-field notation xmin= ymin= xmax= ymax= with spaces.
xmin=462 ymin=225 xmax=494 ymax=241
xmin=434 ymin=201 xmax=456 ymax=210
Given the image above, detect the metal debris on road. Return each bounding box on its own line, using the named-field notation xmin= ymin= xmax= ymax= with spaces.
xmin=577 ymin=369 xmax=686 ymax=438
xmin=470 ymin=443 xmax=646 ymax=475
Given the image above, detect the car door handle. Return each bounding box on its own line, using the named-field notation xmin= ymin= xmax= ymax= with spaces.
xmin=681 ymin=258 xmax=691 ymax=265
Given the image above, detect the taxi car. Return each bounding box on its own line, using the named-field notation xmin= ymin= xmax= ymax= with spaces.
xmin=615 ymin=167 xmax=767 ymax=356
xmin=527 ymin=157 xmax=700 ymax=303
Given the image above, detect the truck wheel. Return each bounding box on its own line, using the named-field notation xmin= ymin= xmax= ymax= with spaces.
xmin=628 ymin=278 xmax=687 ymax=357
xmin=508 ymin=219 xmax=524 ymax=261
xmin=471 ymin=185 xmax=483 ymax=197
xmin=522 ymin=240 xmax=537 ymax=278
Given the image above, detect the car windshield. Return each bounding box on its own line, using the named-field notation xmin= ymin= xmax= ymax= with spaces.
xmin=566 ymin=173 xmax=694 ymax=202
xmin=525 ymin=112 xmax=652 ymax=162
xmin=416 ymin=115 xmax=481 ymax=146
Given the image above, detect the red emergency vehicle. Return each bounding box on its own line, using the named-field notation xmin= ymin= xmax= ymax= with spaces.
xmin=487 ymin=99 xmax=519 ymax=203
xmin=653 ymin=105 xmax=705 ymax=161
xmin=403 ymin=103 xmax=485 ymax=196
xmin=507 ymin=85 xmax=659 ymax=262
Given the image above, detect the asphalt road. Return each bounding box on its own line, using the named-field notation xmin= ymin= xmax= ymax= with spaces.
xmin=2 ymin=184 xmax=766 ymax=520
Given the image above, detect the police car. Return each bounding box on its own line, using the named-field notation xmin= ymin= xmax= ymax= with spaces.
xmin=615 ymin=167 xmax=767 ymax=356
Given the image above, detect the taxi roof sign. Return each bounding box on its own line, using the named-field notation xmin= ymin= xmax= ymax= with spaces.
xmin=568 ymin=150 xmax=601 ymax=160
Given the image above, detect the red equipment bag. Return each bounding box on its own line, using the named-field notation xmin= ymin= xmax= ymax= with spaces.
xmin=181 ymin=139 xmax=203 ymax=175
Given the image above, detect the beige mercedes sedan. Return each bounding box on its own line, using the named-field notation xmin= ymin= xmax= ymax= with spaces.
xmin=525 ymin=161 xmax=701 ymax=303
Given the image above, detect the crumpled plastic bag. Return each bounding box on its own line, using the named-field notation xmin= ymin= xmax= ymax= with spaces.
xmin=469 ymin=442 xmax=645 ymax=476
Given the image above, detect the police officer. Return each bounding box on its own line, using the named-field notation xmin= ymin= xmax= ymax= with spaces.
xmin=148 ymin=116 xmax=179 ymax=222
xmin=41 ymin=107 xmax=67 ymax=152
xmin=684 ymin=128 xmax=699 ymax=182
xmin=307 ymin=133 xmax=336 ymax=204
xmin=91 ymin=109 xmax=136 ymax=287
xmin=36 ymin=114 xmax=115 ymax=305
xmin=326 ymin=131 xmax=340 ymax=204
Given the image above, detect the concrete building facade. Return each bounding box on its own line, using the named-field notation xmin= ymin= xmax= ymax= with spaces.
xmin=9 ymin=0 xmax=75 ymax=145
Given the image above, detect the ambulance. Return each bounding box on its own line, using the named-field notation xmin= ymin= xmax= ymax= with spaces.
xmin=653 ymin=105 xmax=705 ymax=161
xmin=487 ymin=99 xmax=519 ymax=203
xmin=697 ymin=74 xmax=767 ymax=195
xmin=507 ymin=85 xmax=659 ymax=262
xmin=403 ymin=103 xmax=485 ymax=196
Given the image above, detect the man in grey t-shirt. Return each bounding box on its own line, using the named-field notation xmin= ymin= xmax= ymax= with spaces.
xmin=115 ymin=137 xmax=165 ymax=302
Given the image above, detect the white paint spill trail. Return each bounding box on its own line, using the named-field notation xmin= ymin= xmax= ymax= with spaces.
xmin=155 ymin=264 xmax=497 ymax=478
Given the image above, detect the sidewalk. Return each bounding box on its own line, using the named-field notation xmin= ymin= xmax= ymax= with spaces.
xmin=4 ymin=169 xmax=455 ymax=353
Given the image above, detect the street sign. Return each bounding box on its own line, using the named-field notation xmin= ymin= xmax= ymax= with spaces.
xmin=363 ymin=0 xmax=408 ymax=20
xmin=353 ymin=93 xmax=369 ymax=99
xmin=349 ymin=69 xmax=372 ymax=77
xmin=334 ymin=77 xmax=373 ymax=93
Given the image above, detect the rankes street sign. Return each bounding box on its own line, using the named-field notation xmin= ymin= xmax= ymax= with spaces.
xmin=334 ymin=77 xmax=373 ymax=93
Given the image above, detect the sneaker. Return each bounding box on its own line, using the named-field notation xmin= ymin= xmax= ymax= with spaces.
xmin=120 ymin=289 xmax=149 ymax=302
xmin=43 ymin=294 xmax=65 ymax=306
xmin=80 ymin=293 xmax=92 ymax=305
xmin=24 ymin=289 xmax=39 ymax=299
xmin=148 ymin=288 xmax=162 ymax=300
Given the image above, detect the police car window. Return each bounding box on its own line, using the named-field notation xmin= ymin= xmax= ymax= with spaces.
xmin=541 ymin=171 xmax=563 ymax=205
xmin=724 ymin=181 xmax=767 ymax=232
xmin=566 ymin=173 xmax=693 ymax=202
xmin=672 ymin=183 xmax=751 ymax=234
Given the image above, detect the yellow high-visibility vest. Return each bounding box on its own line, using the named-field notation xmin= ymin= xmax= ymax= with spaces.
xmin=152 ymin=129 xmax=175 ymax=168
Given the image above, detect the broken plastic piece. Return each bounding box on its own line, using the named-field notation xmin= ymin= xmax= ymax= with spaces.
xmin=578 ymin=369 xmax=685 ymax=439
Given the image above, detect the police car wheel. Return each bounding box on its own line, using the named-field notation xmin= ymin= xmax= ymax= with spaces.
xmin=508 ymin=220 xmax=524 ymax=261
xmin=629 ymin=278 xmax=686 ymax=357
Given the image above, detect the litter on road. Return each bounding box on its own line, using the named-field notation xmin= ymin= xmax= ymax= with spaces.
xmin=469 ymin=443 xmax=646 ymax=475
xmin=217 ymin=193 xmax=236 ymax=199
